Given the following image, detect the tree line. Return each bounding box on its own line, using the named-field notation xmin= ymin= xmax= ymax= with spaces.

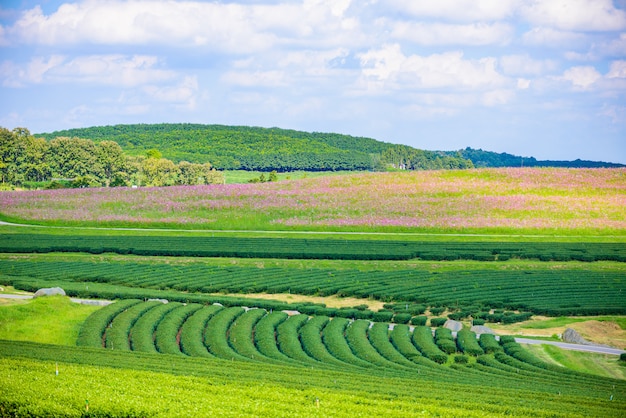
xmin=37 ymin=123 xmax=474 ymax=172
xmin=0 ymin=127 xmax=223 ymax=189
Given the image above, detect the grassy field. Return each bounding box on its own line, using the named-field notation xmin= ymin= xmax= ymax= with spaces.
xmin=0 ymin=295 xmax=100 ymax=345
xmin=1 ymin=168 xmax=624 ymax=235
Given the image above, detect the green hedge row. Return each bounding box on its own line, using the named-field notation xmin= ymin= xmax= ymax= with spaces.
xmin=2 ymin=233 xmax=625 ymax=262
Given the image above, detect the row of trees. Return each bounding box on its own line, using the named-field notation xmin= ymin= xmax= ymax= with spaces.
xmin=37 ymin=123 xmax=475 ymax=172
xmin=0 ymin=127 xmax=223 ymax=189
xmin=380 ymin=145 xmax=474 ymax=170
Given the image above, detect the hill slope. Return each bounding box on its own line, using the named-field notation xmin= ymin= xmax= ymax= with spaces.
xmin=450 ymin=147 xmax=625 ymax=169
xmin=37 ymin=123 xmax=470 ymax=171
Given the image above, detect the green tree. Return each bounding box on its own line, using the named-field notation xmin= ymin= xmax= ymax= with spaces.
xmin=146 ymin=149 xmax=162 ymax=159
xmin=97 ymin=141 xmax=127 ymax=186
xmin=142 ymin=157 xmax=177 ymax=186
xmin=268 ymin=170 xmax=278 ymax=182
xmin=47 ymin=137 xmax=104 ymax=183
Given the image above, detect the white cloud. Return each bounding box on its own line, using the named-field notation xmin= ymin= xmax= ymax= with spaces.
xmin=520 ymin=0 xmax=626 ymax=32
xmin=1 ymin=55 xmax=176 ymax=87
xmin=389 ymin=0 xmax=517 ymax=22
xmin=522 ymin=27 xmax=587 ymax=47
xmin=3 ymin=0 xmax=363 ymax=52
xmin=221 ymin=70 xmax=288 ymax=87
xmin=482 ymin=89 xmax=516 ymax=106
xmin=561 ymin=66 xmax=602 ymax=89
xmin=499 ymin=54 xmax=558 ymax=76
xmin=1 ymin=55 xmax=65 ymax=87
xmin=357 ymin=44 xmax=508 ymax=91
xmin=388 ymin=21 xmax=514 ymax=46
xmin=143 ymin=76 xmax=199 ymax=109
xmin=607 ymin=60 xmax=626 ymax=78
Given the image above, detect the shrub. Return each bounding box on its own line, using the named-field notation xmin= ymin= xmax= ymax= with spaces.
xmin=499 ymin=335 xmax=516 ymax=345
xmin=472 ymin=318 xmax=486 ymax=326
xmin=478 ymin=333 xmax=503 ymax=354
xmin=620 ymin=353 xmax=626 ymax=362
xmin=430 ymin=307 xmax=445 ymax=316
xmin=410 ymin=316 xmax=427 ymax=326
xmin=372 ymin=311 xmax=394 ymax=322
xmin=392 ymin=313 xmax=412 ymax=324
xmin=454 ymin=355 xmax=469 ymax=364
xmin=430 ymin=317 xmax=447 ymax=327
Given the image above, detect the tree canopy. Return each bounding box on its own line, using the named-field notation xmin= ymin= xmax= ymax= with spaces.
xmin=37 ymin=123 xmax=473 ymax=172
xmin=0 ymin=127 xmax=223 ymax=189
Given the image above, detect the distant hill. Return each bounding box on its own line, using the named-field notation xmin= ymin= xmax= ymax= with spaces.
xmin=37 ymin=124 xmax=471 ymax=171
xmin=37 ymin=124 xmax=622 ymax=171
xmin=449 ymin=147 xmax=625 ymax=169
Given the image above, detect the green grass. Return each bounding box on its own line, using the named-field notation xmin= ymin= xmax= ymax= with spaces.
xmin=525 ymin=344 xmax=626 ymax=380
xmin=2 ymin=168 xmax=624 ymax=237
xmin=223 ymin=170 xmax=361 ymax=184
xmin=0 ymin=296 xmax=100 ymax=345
xmin=520 ymin=316 xmax=626 ymax=330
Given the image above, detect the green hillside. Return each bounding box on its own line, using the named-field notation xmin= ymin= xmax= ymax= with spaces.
xmin=37 ymin=123 xmax=472 ymax=171
xmin=450 ymin=147 xmax=625 ymax=169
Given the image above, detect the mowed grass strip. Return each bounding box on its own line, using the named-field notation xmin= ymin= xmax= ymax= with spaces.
xmin=0 ymin=296 xmax=100 ymax=346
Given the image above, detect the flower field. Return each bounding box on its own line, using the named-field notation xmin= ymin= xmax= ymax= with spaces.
xmin=1 ymin=168 xmax=625 ymax=233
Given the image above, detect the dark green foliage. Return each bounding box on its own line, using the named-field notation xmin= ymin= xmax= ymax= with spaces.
xmin=456 ymin=329 xmax=484 ymax=356
xmin=3 ymin=234 xmax=625 ymax=264
xmin=411 ymin=326 xmax=448 ymax=364
xmin=299 ymin=316 xmax=345 ymax=366
xmin=130 ymin=302 xmax=183 ymax=353
xmin=322 ymin=318 xmax=370 ymax=367
xmin=392 ymin=313 xmax=412 ymax=324
xmin=228 ymin=308 xmax=270 ymax=361
xmin=155 ymin=304 xmax=203 ymax=355
xmin=454 ymin=355 xmax=469 ymax=364
xmin=276 ymin=314 xmax=318 ymax=365
xmin=179 ymin=305 xmax=221 ymax=357
xmin=0 ymin=127 xmax=222 ymax=188
xmin=429 ymin=307 xmax=445 ymax=316
xmin=371 ymin=323 xmax=419 ymax=367
xmin=37 ymin=123 xmax=475 ymax=172
xmin=410 ymin=316 xmax=427 ymax=326
xmin=451 ymin=147 xmax=625 ymax=169
xmin=104 ymin=301 xmax=162 ymax=351
xmin=430 ymin=318 xmax=447 ymax=327
xmin=434 ymin=327 xmax=457 ymax=354
xmin=76 ymin=299 xmax=142 ymax=347
xmin=372 ymin=311 xmax=394 ymax=322
xmin=204 ymin=307 xmax=249 ymax=361
xmin=620 ymin=353 xmax=626 ymax=362
xmin=344 ymin=320 xmax=401 ymax=368
xmin=254 ymin=311 xmax=295 ymax=363
xmin=499 ymin=335 xmax=516 ymax=345
xmin=381 ymin=144 xmax=473 ymax=170
xmin=478 ymin=333 xmax=503 ymax=354
xmin=2 ymin=240 xmax=625 ymax=318
xmin=472 ymin=318 xmax=486 ymax=326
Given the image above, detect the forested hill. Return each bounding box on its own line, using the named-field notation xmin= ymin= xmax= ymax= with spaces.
xmin=449 ymin=147 xmax=625 ymax=168
xmin=37 ymin=124 xmax=472 ymax=172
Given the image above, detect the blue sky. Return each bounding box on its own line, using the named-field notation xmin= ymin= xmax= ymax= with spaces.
xmin=1 ymin=0 xmax=625 ymax=163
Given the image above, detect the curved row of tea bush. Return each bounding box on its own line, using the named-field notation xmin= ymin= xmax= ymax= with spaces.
xmin=78 ymin=301 xmax=541 ymax=373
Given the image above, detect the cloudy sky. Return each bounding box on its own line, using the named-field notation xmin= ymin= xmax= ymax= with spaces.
xmin=1 ymin=0 xmax=625 ymax=163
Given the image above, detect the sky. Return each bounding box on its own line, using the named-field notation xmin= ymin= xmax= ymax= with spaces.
xmin=1 ymin=0 xmax=625 ymax=163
